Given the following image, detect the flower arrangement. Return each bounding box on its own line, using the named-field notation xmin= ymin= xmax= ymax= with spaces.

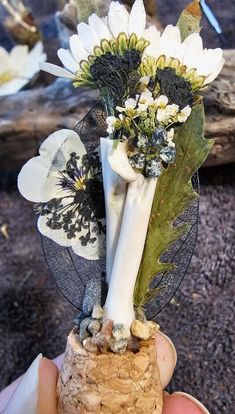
xmin=17 ymin=0 xmax=224 ymax=412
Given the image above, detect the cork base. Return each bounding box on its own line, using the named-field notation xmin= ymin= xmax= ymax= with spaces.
xmin=57 ymin=329 xmax=163 ymax=414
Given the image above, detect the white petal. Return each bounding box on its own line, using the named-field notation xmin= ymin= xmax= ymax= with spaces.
xmin=72 ymin=222 xmax=105 ymax=260
xmin=37 ymin=202 xmax=73 ymax=247
xmin=160 ymin=25 xmax=181 ymax=58
xmin=38 ymin=213 xmax=103 ymax=260
xmin=57 ymin=48 xmax=78 ymax=73
xmin=181 ymin=33 xmax=204 ymax=69
xmin=39 ymin=129 xmax=86 ymax=172
xmin=24 ymin=41 xmax=47 ymax=78
xmin=0 ymin=77 xmax=28 ymax=96
xmin=204 ymin=57 xmax=225 ymax=84
xmin=18 ymin=129 xmax=86 ymax=203
xmin=10 ymin=45 xmax=28 ymax=70
xmin=108 ymin=1 xmax=129 ymax=37
xmin=125 ymin=97 xmax=137 ymax=108
xmin=129 ymin=0 xmax=146 ymax=38
xmin=108 ymin=142 xmax=137 ymax=182
xmin=197 ymin=48 xmax=224 ymax=76
xmin=18 ymin=155 xmax=59 ymax=203
xmin=27 ymin=41 xmax=46 ymax=64
xmin=179 ymin=33 xmax=203 ymax=60
xmin=69 ymin=34 xmax=88 ymax=62
xmin=39 ymin=62 xmax=76 ymax=79
xmin=0 ymin=47 xmax=11 ymax=73
xmin=144 ymin=26 xmax=161 ymax=57
xmin=88 ymin=14 xmax=112 ymax=43
xmin=77 ymin=21 xmax=98 ymax=53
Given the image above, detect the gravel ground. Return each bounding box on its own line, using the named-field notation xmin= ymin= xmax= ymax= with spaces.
xmin=0 ymin=1 xmax=235 ymax=413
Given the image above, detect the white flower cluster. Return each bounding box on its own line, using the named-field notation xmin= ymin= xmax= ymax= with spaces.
xmin=106 ymin=82 xmax=192 ymax=135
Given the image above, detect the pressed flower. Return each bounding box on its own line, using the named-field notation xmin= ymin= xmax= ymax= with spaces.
xmin=40 ymin=0 xmax=150 ymax=90
xmin=0 ymin=41 xmax=46 ymax=96
xmin=18 ymin=129 xmax=105 ymax=260
xmin=141 ymin=26 xmax=224 ymax=91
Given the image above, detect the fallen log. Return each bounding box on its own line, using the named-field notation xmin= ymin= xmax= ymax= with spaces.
xmin=0 ymin=50 xmax=234 ymax=170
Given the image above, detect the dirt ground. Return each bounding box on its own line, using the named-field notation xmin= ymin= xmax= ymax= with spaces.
xmin=0 ymin=1 xmax=235 ymax=413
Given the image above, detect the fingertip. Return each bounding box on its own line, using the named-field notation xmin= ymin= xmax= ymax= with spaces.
xmin=174 ymin=392 xmax=210 ymax=414
xmin=156 ymin=331 xmax=177 ymax=389
xmin=37 ymin=358 xmax=58 ymax=414
xmin=163 ymin=392 xmax=210 ymax=414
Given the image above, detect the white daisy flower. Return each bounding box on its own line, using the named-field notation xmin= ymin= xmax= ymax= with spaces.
xmin=141 ymin=25 xmax=225 ymax=90
xmin=18 ymin=129 xmax=105 ymax=260
xmin=40 ymin=0 xmax=150 ymax=87
xmin=0 ymin=41 xmax=46 ymax=96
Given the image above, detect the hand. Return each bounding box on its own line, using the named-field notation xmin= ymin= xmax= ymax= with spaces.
xmin=0 ymin=332 xmax=209 ymax=414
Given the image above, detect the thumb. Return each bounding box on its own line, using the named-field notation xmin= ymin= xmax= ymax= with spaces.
xmin=3 ymin=354 xmax=42 ymax=414
xmin=37 ymin=358 xmax=58 ymax=414
xmin=2 ymin=356 xmax=58 ymax=414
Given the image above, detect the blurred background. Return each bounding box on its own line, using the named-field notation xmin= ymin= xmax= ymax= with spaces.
xmin=0 ymin=1 xmax=234 ymax=413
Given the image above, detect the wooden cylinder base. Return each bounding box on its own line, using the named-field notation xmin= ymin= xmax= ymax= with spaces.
xmin=57 ymin=329 xmax=163 ymax=414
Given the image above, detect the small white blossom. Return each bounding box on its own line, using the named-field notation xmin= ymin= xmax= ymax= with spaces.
xmin=138 ymin=76 xmax=150 ymax=91
xmin=177 ymin=105 xmax=192 ymax=123
xmin=116 ymin=98 xmax=139 ymax=118
xmin=166 ymin=104 xmax=179 ymax=117
xmin=156 ymin=108 xmax=171 ymax=124
xmin=138 ymin=90 xmax=154 ymax=111
xmin=154 ymin=95 xmax=169 ymax=108
xmin=106 ymin=116 xmax=118 ymax=134
xmin=116 ymin=98 xmax=136 ymax=112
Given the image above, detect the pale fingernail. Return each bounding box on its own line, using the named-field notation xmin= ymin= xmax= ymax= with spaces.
xmin=174 ymin=392 xmax=210 ymax=414
xmin=156 ymin=331 xmax=177 ymax=389
xmin=4 ymin=354 xmax=42 ymax=414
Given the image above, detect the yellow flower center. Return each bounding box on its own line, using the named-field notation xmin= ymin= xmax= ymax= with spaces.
xmin=74 ymin=176 xmax=86 ymax=191
xmin=0 ymin=71 xmax=14 ymax=85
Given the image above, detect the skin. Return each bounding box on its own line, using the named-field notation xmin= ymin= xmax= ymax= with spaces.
xmin=37 ymin=332 xmax=209 ymax=414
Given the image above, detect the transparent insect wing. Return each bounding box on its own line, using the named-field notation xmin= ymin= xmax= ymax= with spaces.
xmin=145 ymin=173 xmax=199 ymax=319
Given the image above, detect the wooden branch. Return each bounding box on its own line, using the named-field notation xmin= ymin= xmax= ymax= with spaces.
xmin=203 ymin=49 xmax=235 ymax=166
xmin=0 ymin=46 xmax=234 ymax=170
